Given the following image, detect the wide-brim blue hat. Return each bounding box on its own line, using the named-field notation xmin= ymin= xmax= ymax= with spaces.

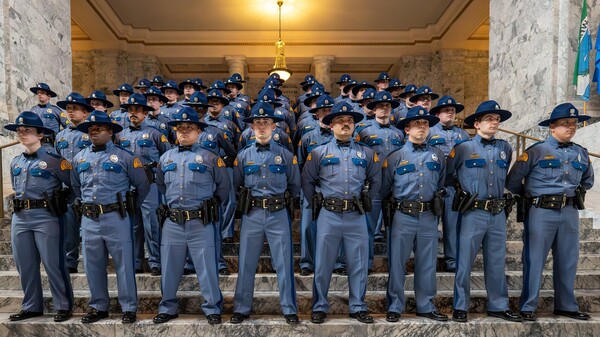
xmin=398 ymin=84 xmax=418 ymax=99
xmin=397 ymin=107 xmax=440 ymax=129
xmin=167 ymin=106 xmax=208 ymax=128
xmin=77 ymin=110 xmax=123 ymax=134
xmin=179 ymin=79 xmax=201 ymax=92
xmin=336 ymin=74 xmax=352 ymax=85
xmin=409 ymin=86 xmax=440 ymax=102
xmin=300 ymin=74 xmax=315 ymax=86
xmin=342 ymin=80 xmax=359 ymax=94
xmin=357 ymin=88 xmax=377 ymax=104
xmin=351 ymin=82 xmax=376 ymax=96
xmin=206 ymin=90 xmax=231 ymax=106
xmin=57 ymin=92 xmax=94 ymax=111
xmin=308 ymin=95 xmax=335 ymax=114
xmin=209 ymin=81 xmax=232 ymax=95
xmin=538 ymin=102 xmax=591 ymax=127
xmin=464 ymin=100 xmax=512 ymax=126
xmin=231 ymin=73 xmax=247 ymax=83
xmin=86 ymin=91 xmax=114 ymax=109
xmin=243 ymin=102 xmax=284 ymax=123
xmin=386 ymin=78 xmax=406 ymax=90
xmin=163 ymin=81 xmax=184 ymax=95
xmin=429 ymin=95 xmax=464 ymax=115
xmin=225 ymin=78 xmax=244 ymax=90
xmin=366 ymin=92 xmax=400 ymax=110
xmin=4 ymin=111 xmax=55 ymax=134
xmin=120 ymin=93 xmax=155 ymax=112
xmin=151 ymin=76 xmax=165 ymax=86
xmin=374 ymin=72 xmax=391 ymax=83
xmin=144 ymin=86 xmax=169 ymax=103
xmin=322 ymin=102 xmax=364 ymax=125
xmin=30 ymin=83 xmax=57 ymax=97
xmin=134 ymin=79 xmax=151 ymax=89
xmin=183 ymin=92 xmax=213 ymax=108
xmin=113 ymin=83 xmax=134 ymax=96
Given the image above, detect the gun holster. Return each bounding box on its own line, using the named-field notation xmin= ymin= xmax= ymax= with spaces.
xmin=575 ymin=185 xmax=586 ymax=210
xmin=157 ymin=204 xmax=169 ymax=227
xmin=432 ymin=189 xmax=446 ymax=217
xmin=125 ymin=190 xmax=138 ymax=217
xmin=73 ymin=198 xmax=83 ymax=222
xmin=312 ymin=192 xmax=323 ymax=221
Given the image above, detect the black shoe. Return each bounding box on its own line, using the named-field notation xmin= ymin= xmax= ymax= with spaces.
xmin=311 ymin=311 xmax=326 ymax=324
xmin=153 ymin=313 xmax=178 ymax=324
xmin=349 ymin=311 xmax=374 ymax=324
xmin=219 ymin=268 xmax=230 ymax=276
xmin=444 ymin=266 xmax=456 ymax=273
xmin=285 ymin=314 xmax=299 ymax=325
xmin=81 ymin=309 xmax=109 ymax=323
xmin=374 ymin=237 xmax=385 ymax=243
xmin=9 ymin=310 xmax=43 ymax=321
xmin=452 ymin=310 xmax=467 ymax=323
xmin=223 ymin=237 xmax=233 ymax=243
xmin=417 ymin=311 xmax=448 ymax=321
xmin=520 ymin=311 xmax=536 ymax=321
xmin=68 ymin=267 xmax=78 ymax=274
xmin=183 ymin=268 xmax=195 ymax=275
xmin=553 ymin=309 xmax=591 ymax=320
xmin=386 ymin=311 xmax=400 ymax=322
xmin=333 ymin=268 xmax=347 ymax=276
xmin=487 ymin=310 xmax=522 ymax=322
xmin=230 ymin=312 xmax=249 ymax=324
xmin=207 ymin=314 xmax=222 ymax=325
xmin=135 ymin=269 xmax=143 ymax=274
xmin=300 ymin=268 xmax=312 ymax=276
xmin=150 ymin=267 xmax=161 ymax=276
xmin=54 ymin=310 xmax=72 ymax=322
xmin=122 ymin=311 xmax=137 ymax=324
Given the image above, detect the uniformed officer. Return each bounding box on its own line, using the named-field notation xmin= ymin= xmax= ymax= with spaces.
xmin=85 ymin=90 xmax=114 ymax=112
xmin=5 ymin=111 xmax=74 ymax=322
xmin=152 ymin=108 xmax=230 ymax=325
xmin=134 ymin=78 xmax=151 ymax=94
xmin=373 ymin=72 xmax=391 ymax=92
xmin=350 ymin=81 xmax=376 ymax=112
xmin=428 ymin=96 xmax=470 ymax=272
xmin=410 ymin=86 xmax=439 ymax=112
xmin=29 ymin=82 xmax=66 ymax=135
xmin=55 ymin=95 xmax=93 ymax=273
xmin=354 ymin=88 xmax=377 ymax=134
xmin=303 ymin=101 xmax=382 ymax=324
xmin=230 ymin=102 xmax=301 ymax=325
xmin=151 ymin=75 xmax=166 ymax=89
xmin=334 ymin=73 xmax=352 ymax=103
xmin=118 ymin=93 xmax=171 ymax=275
xmin=507 ymin=102 xmax=594 ymax=321
xmin=144 ymin=86 xmax=175 ymax=143
xmin=359 ymin=91 xmax=404 ymax=248
xmin=110 ymin=83 xmax=134 ymax=128
xmin=72 ymin=110 xmax=150 ymax=324
xmin=295 ymin=75 xmax=316 ymax=115
xmin=162 ymin=80 xmax=184 ymax=120
xmin=385 ymin=79 xmax=407 ymax=121
xmin=381 ymin=106 xmax=447 ymax=322
xmin=395 ymin=84 xmax=418 ymax=124
xmin=55 ymin=93 xmax=95 ymax=151
xmin=447 ymin=100 xmax=521 ymax=323
xmin=229 ymin=72 xmax=251 ymax=103
xmin=178 ymin=78 xmax=200 ymax=103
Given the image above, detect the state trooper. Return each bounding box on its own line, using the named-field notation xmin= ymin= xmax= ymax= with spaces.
xmin=354 ymin=87 xmax=377 ymax=134
xmin=29 ymin=82 xmax=66 ymax=136
xmin=295 ymin=74 xmax=316 ymax=114
xmin=373 ymin=71 xmax=391 ymax=92
xmin=55 ymin=93 xmax=94 ymax=273
xmin=5 ymin=111 xmax=74 ymax=322
xmin=143 ymin=86 xmax=175 ymax=143
xmin=381 ymin=106 xmax=447 ymax=322
xmin=152 ymin=108 xmax=230 ymax=325
xmin=178 ymin=78 xmax=200 ymax=103
xmin=447 ymin=100 xmax=521 ymax=323
xmin=161 ymin=80 xmax=185 ymax=120
xmin=230 ymin=102 xmax=301 ymax=325
xmin=334 ymin=73 xmax=352 ymax=103
xmin=110 ymin=83 xmax=134 ymax=128
xmin=350 ymin=81 xmax=376 ymax=112
xmin=303 ymin=101 xmax=381 ymax=324
xmin=117 ymin=93 xmax=171 ymax=275
xmin=85 ymin=90 xmax=114 ymax=113
xmin=134 ymin=78 xmax=151 ymax=94
xmin=395 ymin=84 xmax=418 ymax=123
xmin=427 ymin=96 xmax=470 ymax=273
xmin=359 ymin=91 xmax=404 ymax=249
xmin=71 ymin=110 xmax=150 ymax=324
xmin=208 ymin=81 xmax=244 ymax=131
xmin=228 ymin=72 xmax=251 ymax=103
xmin=385 ymin=78 xmax=407 ymax=121
xmin=507 ymin=103 xmax=594 ymax=321
xmin=410 ymin=86 xmax=438 ymax=112
xmin=151 ymin=75 xmax=166 ymax=89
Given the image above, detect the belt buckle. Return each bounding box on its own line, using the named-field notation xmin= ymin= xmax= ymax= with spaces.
xmin=343 ymin=199 xmax=350 ymax=211
xmin=262 ymin=198 xmax=269 ymax=209
xmin=484 ymin=200 xmax=492 ymax=210
xmin=419 ymin=202 xmax=426 ymax=213
xmin=561 ymin=195 xmax=567 ymax=207
xmin=25 ymin=199 xmax=31 ymax=209
xmin=184 ymin=210 xmax=191 ymax=221
xmin=98 ymin=204 xmax=104 ymax=214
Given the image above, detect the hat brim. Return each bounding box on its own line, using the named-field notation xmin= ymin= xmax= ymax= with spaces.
xmin=4 ymin=123 xmax=54 ymax=135
xmin=308 ymin=104 xmax=334 ymax=114
xmin=396 ymin=115 xmax=440 ymax=129
xmin=30 ymin=87 xmax=57 ymax=97
xmin=242 ymin=115 xmax=285 ymax=123
xmin=144 ymin=93 xmax=169 ymax=103
xmin=167 ymin=120 xmax=209 ymax=129
xmin=163 ymin=87 xmax=184 ymax=96
xmin=250 ymin=101 xmax=282 ymax=108
xmin=409 ymin=93 xmax=440 ymax=102
xmin=374 ymin=78 xmax=390 ymax=83
xmin=398 ymin=91 xmax=416 ymax=99
xmin=366 ymin=100 xmax=401 ymax=110
xmin=206 ymin=96 xmax=231 ymax=106
xmin=351 ymin=84 xmax=376 ymax=96
xmin=385 ymin=85 xmax=406 ymax=91
xmin=85 ymin=98 xmax=115 ymax=109
xmin=335 ymin=80 xmax=350 ymax=85
xmin=119 ymin=103 xmax=155 ymax=112
xmin=429 ymin=103 xmax=465 ymax=115
xmin=322 ymin=111 xmax=364 ymax=125
xmin=227 ymin=83 xmax=244 ymax=90
xmin=183 ymin=102 xmax=213 ymax=109
xmin=77 ymin=121 xmax=123 ymax=134
xmin=463 ymin=110 xmax=512 ymax=126
xmin=178 ymin=83 xmax=200 ymax=92
xmin=57 ymin=101 xmax=94 ymax=112
xmin=538 ymin=114 xmax=591 ymax=127
xmin=303 ymin=95 xmax=320 ymax=107
xmin=112 ymin=89 xmax=133 ymax=96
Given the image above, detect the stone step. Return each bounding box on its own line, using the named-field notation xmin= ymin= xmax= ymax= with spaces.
xmin=1 ymin=253 xmax=600 ymax=273
xmin=1 ymin=270 xmax=598 ymax=292
xmin=0 ymin=289 xmax=599 ymax=315
xmin=2 ymin=313 xmax=599 ymax=337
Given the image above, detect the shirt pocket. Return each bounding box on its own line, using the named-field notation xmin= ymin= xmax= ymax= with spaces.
xmin=188 ymin=163 xmax=208 ymax=174
xmin=102 ymin=163 xmax=123 ymax=176
xmin=396 ymin=163 xmax=415 ymax=175
xmin=77 ymin=162 xmax=91 ymax=173
xmin=77 ymin=140 xmax=91 ymax=149
xmin=269 ymin=164 xmax=288 ymax=186
xmin=120 ymin=139 xmax=131 ymax=147
xmin=465 ymin=158 xmax=486 ymax=168
xmin=202 ymin=140 xmax=217 ymax=150
xmin=57 ymin=141 xmax=69 ymax=149
xmin=428 ymin=137 xmax=446 ymax=146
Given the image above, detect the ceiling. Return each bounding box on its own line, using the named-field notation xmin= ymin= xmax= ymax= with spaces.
xmin=71 ymin=0 xmax=489 ymax=80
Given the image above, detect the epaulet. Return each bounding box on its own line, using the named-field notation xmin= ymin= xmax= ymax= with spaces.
xmin=273 ymin=141 xmax=286 ymax=149
xmin=356 ymin=141 xmax=368 ymax=147
xmin=387 ymin=147 xmax=402 ymax=158
xmin=243 ymin=142 xmax=254 ymax=150
xmin=45 ymin=151 xmax=62 ymax=159
xmin=525 ymin=141 xmax=544 ymax=151
xmin=115 ymin=145 xmax=135 ymax=155
xmin=454 ymin=138 xmax=472 ymax=148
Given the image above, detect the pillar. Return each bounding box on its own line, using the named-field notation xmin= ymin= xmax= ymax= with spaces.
xmin=313 ymin=55 xmax=335 ymax=93
xmin=226 ymin=55 xmax=247 ymax=93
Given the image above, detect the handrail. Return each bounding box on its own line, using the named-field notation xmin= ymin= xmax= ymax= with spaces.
xmin=497 ymin=128 xmax=600 ymax=159
xmin=0 ymin=140 xmax=19 ymax=218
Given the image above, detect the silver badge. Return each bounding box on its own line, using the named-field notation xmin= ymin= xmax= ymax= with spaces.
xmin=570 ymin=109 xmax=576 ymax=116
xmin=578 ymin=154 xmax=581 ymax=162
xmin=447 ymin=99 xmax=452 ymax=104
xmin=495 ymin=104 xmax=500 ymax=110
xmin=194 ymin=97 xmax=199 ymax=102
xmin=142 ymin=133 xmax=149 ymax=139
xmin=342 ymin=105 xmax=347 ymax=112
xmin=419 ymin=110 xmax=424 ymax=115
xmin=207 ymin=134 xmax=214 ymax=141
xmin=500 ymin=151 xmax=506 ymax=160
xmin=357 ymin=151 xmax=364 ymax=158
xmin=263 ymin=95 xmax=268 ymax=100
xmin=182 ymin=113 xmax=187 ymax=119
xmin=273 ymin=133 xmax=280 ymax=141
xmin=432 ymin=153 xmax=438 ymax=162
xmin=225 ymin=111 xmax=230 ymax=116
xmin=82 ymin=134 xmax=89 ymax=140
xmin=18 ymin=117 xmax=23 ymax=124
xmin=424 ymin=88 xmax=429 ymax=93
xmin=160 ymin=123 xmax=166 ymax=129
xmin=196 ymin=155 xmax=203 ymax=163
xmin=90 ymin=116 xmax=96 ymax=121
xmin=110 ymin=154 xmax=118 ymax=163
xmin=274 ymin=156 xmax=282 ymax=164
xmin=259 ymin=108 xmax=264 ymax=114
xmin=38 ymin=161 xmax=47 ymax=169
xmin=237 ymin=103 xmax=242 ymax=108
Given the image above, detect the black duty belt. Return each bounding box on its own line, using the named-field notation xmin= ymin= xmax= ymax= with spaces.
xmin=169 ymin=208 xmax=204 ymax=225
xmin=250 ymin=196 xmax=286 ymax=212
xmin=471 ymin=199 xmax=506 ymax=214
xmin=322 ymin=197 xmax=359 ymax=213
xmin=13 ymin=198 xmax=48 ymax=212
xmin=81 ymin=202 xmax=124 ymax=218
xmin=530 ymin=194 xmax=575 ymax=210
xmin=394 ymin=200 xmax=432 ymax=216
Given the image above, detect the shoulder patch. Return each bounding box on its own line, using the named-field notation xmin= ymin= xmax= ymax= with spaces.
xmin=448 ymin=148 xmax=456 ymax=158
xmin=306 ymin=153 xmax=312 ymax=161
xmin=292 ymin=156 xmax=298 ymax=165
xmin=218 ymin=157 xmax=226 ymax=167
xmin=373 ymin=152 xmax=380 ymax=163
xmin=517 ymin=152 xmax=529 ymax=162
xmin=234 ymin=158 xmax=238 ymax=167
xmin=60 ymin=159 xmax=72 ymax=171
xmin=133 ymin=157 xmax=143 ymax=168
xmin=161 ymin=134 xmax=168 ymax=143
xmin=382 ymin=159 xmax=388 ymax=168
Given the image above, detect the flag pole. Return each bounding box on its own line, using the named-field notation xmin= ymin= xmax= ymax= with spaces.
xmin=583 ymin=101 xmax=588 ymax=127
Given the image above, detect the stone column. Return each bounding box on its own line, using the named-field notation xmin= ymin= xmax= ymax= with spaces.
xmin=225 ymin=55 xmax=247 ymax=93
xmin=313 ymin=55 xmax=335 ymax=93
xmin=72 ymin=51 xmax=95 ymax=96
